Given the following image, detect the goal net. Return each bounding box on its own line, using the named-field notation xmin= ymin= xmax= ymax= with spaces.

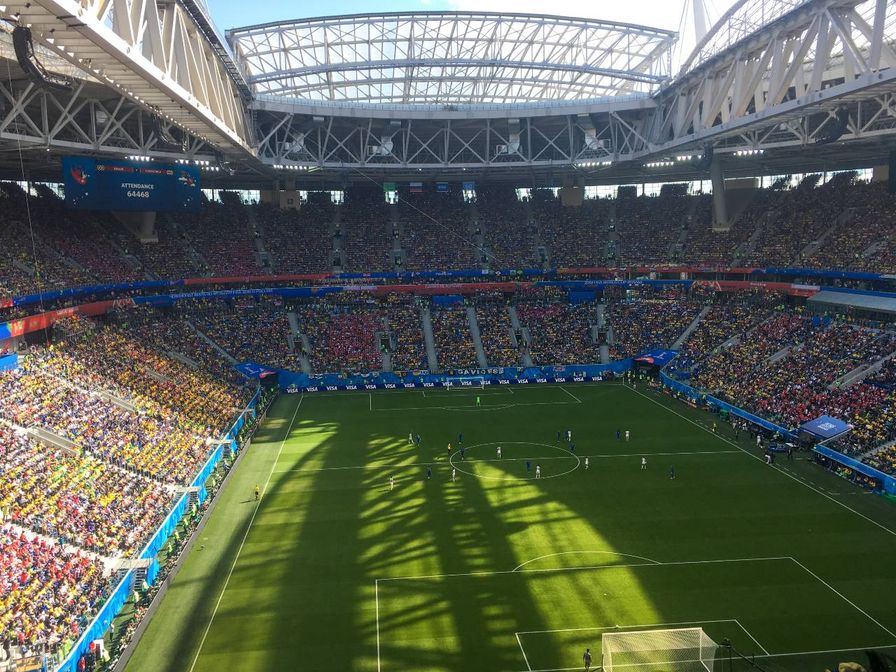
xmin=602 ymin=627 xmax=719 ymax=672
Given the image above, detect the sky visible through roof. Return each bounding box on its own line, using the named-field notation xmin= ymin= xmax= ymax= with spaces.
xmin=211 ymin=0 xmax=739 ymax=66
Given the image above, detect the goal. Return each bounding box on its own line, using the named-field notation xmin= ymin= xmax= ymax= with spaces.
xmin=446 ymin=376 xmax=486 ymax=389
xmin=601 ymin=627 xmax=720 ymax=672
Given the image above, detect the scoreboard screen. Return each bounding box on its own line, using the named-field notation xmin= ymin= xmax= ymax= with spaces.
xmin=62 ymin=156 xmax=202 ymax=212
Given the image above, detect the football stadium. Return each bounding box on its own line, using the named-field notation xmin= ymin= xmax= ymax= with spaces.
xmin=1 ymin=0 xmax=896 ymax=671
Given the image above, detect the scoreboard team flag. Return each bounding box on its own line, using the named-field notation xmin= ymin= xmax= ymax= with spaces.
xmin=63 ymin=156 xmax=202 ymax=212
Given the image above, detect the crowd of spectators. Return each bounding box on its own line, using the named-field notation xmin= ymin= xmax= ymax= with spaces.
xmin=532 ymin=194 xmax=609 ymax=268
xmin=693 ymin=314 xmax=896 ymax=427
xmin=341 ymin=186 xmax=393 ymax=273
xmin=398 ymin=191 xmax=474 ymax=271
xmin=0 ymin=424 xmax=172 ymax=556
xmin=615 ymin=188 xmax=693 ymax=264
xmin=189 ymin=296 xmax=297 ymax=371
xmin=97 ymin=217 xmax=199 ymax=281
xmin=255 ymin=197 xmax=334 ymax=274
xmin=382 ymin=296 xmax=428 ymax=371
xmin=431 ymin=304 xmax=478 ymax=370
xmin=516 ymin=288 xmax=601 ymax=365
xmin=475 ymin=297 xmax=521 ymax=367
xmin=296 ymin=298 xmax=382 ymax=374
xmin=477 ymin=186 xmax=538 ymax=268
xmin=605 ymin=292 xmax=701 ymax=359
xmin=0 ymin=526 xmax=110 ymax=659
xmin=669 ymin=291 xmax=781 ymax=372
xmin=178 ymin=194 xmax=261 ymax=277
xmin=0 ymin=307 xmax=257 ymax=656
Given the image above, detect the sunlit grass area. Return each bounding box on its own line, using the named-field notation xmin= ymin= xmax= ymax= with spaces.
xmin=126 ymin=383 xmax=896 ymax=672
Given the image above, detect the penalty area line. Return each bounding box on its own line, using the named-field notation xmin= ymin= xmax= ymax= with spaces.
xmin=559 ymin=386 xmax=583 ymax=403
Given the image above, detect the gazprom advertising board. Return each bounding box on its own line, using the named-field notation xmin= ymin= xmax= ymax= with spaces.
xmin=62 ymin=156 xmax=202 ymax=212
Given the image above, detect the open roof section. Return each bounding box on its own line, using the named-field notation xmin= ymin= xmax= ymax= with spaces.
xmin=680 ymin=0 xmax=896 ymax=75
xmin=228 ymin=12 xmax=677 ymax=106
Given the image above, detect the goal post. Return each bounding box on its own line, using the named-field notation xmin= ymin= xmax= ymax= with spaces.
xmin=601 ymin=627 xmax=720 ymax=672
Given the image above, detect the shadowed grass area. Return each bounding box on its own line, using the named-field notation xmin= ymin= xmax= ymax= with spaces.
xmin=125 ymin=383 xmax=896 ymax=672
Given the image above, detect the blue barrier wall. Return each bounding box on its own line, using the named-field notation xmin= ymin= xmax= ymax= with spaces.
xmin=814 ymin=445 xmax=896 ymax=496
xmin=56 ymin=572 xmax=133 ymax=672
xmin=53 ymin=390 xmax=262 ymax=672
xmin=0 ymin=352 xmax=17 ymax=372
xmin=660 ymin=371 xmax=798 ymax=440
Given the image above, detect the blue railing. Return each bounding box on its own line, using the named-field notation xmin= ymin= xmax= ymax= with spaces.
xmin=54 ymin=388 xmax=262 ymax=672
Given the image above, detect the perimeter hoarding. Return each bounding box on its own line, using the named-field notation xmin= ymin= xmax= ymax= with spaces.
xmin=62 ymin=156 xmax=202 ymax=212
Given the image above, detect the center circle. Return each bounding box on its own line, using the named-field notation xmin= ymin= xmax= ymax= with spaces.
xmin=448 ymin=441 xmax=581 ymax=480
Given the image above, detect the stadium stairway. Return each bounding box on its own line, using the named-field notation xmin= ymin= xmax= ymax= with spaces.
xmin=286 ymin=311 xmax=313 ymax=375
xmin=167 ymin=350 xmax=200 ymax=369
xmin=507 ymin=305 xmax=534 ymax=367
xmin=421 ymin=305 xmax=440 ymax=371
xmin=796 ymin=208 xmax=852 ymax=264
xmin=829 ymin=346 xmax=896 ymax=390
xmin=859 ymin=437 xmax=896 ymax=461
xmin=672 ymin=305 xmax=712 ymax=350
xmin=185 ymin=321 xmax=239 ymax=366
xmin=465 ymin=305 xmax=489 ymax=367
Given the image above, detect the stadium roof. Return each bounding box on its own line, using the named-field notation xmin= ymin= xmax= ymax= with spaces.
xmin=227 ymin=12 xmax=677 ymax=105
xmin=680 ymin=0 xmax=896 ymax=75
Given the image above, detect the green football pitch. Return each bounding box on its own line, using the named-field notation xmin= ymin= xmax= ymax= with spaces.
xmin=124 ymin=382 xmax=896 ymax=672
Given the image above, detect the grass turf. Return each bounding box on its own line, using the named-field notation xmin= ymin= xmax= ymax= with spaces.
xmin=124 ymin=382 xmax=896 ymax=672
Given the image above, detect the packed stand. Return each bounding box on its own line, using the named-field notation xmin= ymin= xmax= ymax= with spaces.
xmin=803 ymin=180 xmax=896 ymax=273
xmin=399 ymin=190 xmax=474 ymax=271
xmin=178 ymin=193 xmax=261 ymax=276
xmin=189 ymin=296 xmax=297 ymax=371
xmin=0 ymin=526 xmax=110 ymax=659
xmin=296 ymin=296 xmax=382 ymax=373
xmin=0 ymin=423 xmax=172 ymax=556
xmin=382 ymin=296 xmax=428 ymax=371
xmin=669 ymin=291 xmax=781 ymax=374
xmin=693 ymin=314 xmax=896 ymax=427
xmin=605 ymin=291 xmax=701 ymax=359
xmin=740 ymin=174 xmax=853 ymax=267
xmin=341 ymin=186 xmax=392 ymax=272
xmin=532 ymin=192 xmax=609 ymax=267
xmin=475 ymin=298 xmax=521 ymax=367
xmin=99 ymin=216 xmax=200 ymax=280
xmin=255 ymin=195 xmax=334 ymax=274
xmin=478 ymin=186 xmax=538 ymax=268
xmin=615 ymin=186 xmax=692 ymax=264
xmin=516 ymin=288 xmax=601 ymax=365
xmin=431 ymin=304 xmax=478 ymax=370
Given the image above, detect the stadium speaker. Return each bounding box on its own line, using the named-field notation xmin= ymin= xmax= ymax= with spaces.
xmin=889 ymin=152 xmax=896 ymax=193
xmin=694 ymin=145 xmax=713 ymax=171
xmin=814 ymin=107 xmax=850 ymax=145
xmin=11 ymin=26 xmax=72 ymax=91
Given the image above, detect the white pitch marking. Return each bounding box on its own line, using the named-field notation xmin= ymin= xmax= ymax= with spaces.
xmin=559 ymin=386 xmax=583 ymax=403
xmin=512 ymin=550 xmax=661 ymax=572
xmin=375 ymin=579 xmax=381 ymax=672
xmin=625 ymin=385 xmax=896 ymax=538
xmin=788 ymin=556 xmax=896 ymax=641
xmin=734 ymin=618 xmax=770 ymax=656
xmin=517 ymin=617 xmax=740 ymax=635
xmin=377 ymin=555 xmax=791 ymax=583
xmin=187 ymin=394 xmax=303 ymax=672
xmin=516 ymin=632 xmax=532 ymax=671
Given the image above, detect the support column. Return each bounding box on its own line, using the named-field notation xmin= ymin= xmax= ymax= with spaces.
xmin=710 ymin=158 xmax=728 ymax=229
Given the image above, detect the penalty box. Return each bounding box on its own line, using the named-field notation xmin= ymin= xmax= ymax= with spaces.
xmin=375 ymin=557 xmax=896 ymax=672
